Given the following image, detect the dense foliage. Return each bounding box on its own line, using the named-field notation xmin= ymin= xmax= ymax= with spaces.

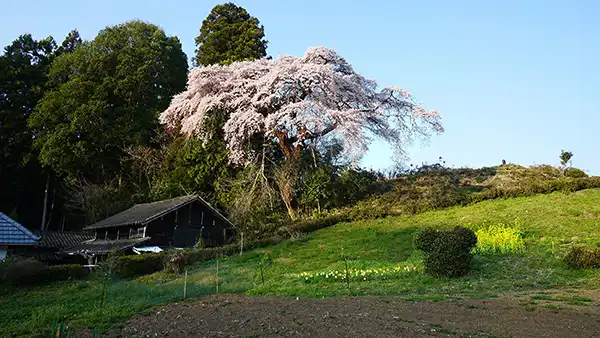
xmin=564 ymin=245 xmax=600 ymax=269
xmin=0 ymin=257 xmax=88 ymax=285
xmin=0 ymin=31 xmax=80 ymax=228
xmin=193 ymin=2 xmax=268 ymax=66
xmin=414 ymin=226 xmax=477 ymax=278
xmin=29 ymin=20 xmax=188 ymax=182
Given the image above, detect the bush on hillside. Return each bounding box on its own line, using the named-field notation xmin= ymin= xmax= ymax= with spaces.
xmin=46 ymin=264 xmax=89 ymax=282
xmin=163 ymin=252 xmax=186 ymax=274
xmin=113 ymin=253 xmax=166 ymax=278
xmin=0 ymin=257 xmax=89 ymax=286
xmin=288 ymin=214 xmax=350 ymax=234
xmin=415 ymin=226 xmax=477 ymax=278
xmin=413 ymin=228 xmax=439 ymax=252
xmin=334 ymin=168 xmax=379 ymax=205
xmin=565 ymin=168 xmax=588 ymax=178
xmin=0 ymin=257 xmax=48 ymax=286
xmin=564 ymin=245 xmax=600 ymax=269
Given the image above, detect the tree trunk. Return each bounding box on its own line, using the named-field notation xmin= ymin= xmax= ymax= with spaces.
xmin=41 ymin=174 xmax=50 ymax=230
xmin=274 ymin=158 xmax=299 ymax=221
xmin=280 ymin=181 xmax=297 ymax=220
xmin=273 ymin=132 xmax=303 ymax=220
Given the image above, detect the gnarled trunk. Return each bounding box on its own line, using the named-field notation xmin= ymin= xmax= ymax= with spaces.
xmin=273 ymin=132 xmax=302 ymax=220
xmin=274 ymin=158 xmax=299 ymax=220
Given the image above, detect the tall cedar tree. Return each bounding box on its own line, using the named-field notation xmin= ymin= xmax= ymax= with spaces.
xmin=157 ymin=3 xmax=268 ymax=209
xmin=29 ymin=21 xmax=188 ymax=183
xmin=193 ymin=2 xmax=268 ymax=66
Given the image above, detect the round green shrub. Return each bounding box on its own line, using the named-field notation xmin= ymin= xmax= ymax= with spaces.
xmin=564 ymin=245 xmax=600 ymax=269
xmin=414 ymin=228 xmax=439 ymax=252
xmin=565 ymin=168 xmax=588 ymax=178
xmin=415 ymin=226 xmax=478 ymax=278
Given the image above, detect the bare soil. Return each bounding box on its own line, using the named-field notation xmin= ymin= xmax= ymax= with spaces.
xmin=85 ymin=290 xmax=600 ymax=338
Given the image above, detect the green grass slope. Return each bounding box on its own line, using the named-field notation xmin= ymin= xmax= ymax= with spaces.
xmin=3 ymin=188 xmax=600 ymax=336
xmin=186 ymin=189 xmax=600 ymax=298
xmin=187 ymin=188 xmax=600 ymax=299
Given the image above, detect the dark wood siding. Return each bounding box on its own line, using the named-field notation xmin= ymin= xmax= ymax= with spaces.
xmin=141 ymin=200 xmax=233 ymax=248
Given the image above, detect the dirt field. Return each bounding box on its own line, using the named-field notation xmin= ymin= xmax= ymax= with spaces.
xmin=87 ymin=290 xmax=600 ymax=338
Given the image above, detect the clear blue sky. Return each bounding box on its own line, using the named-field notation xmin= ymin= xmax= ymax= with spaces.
xmin=2 ymin=0 xmax=599 ymax=173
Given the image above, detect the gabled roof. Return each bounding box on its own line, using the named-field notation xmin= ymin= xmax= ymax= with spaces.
xmin=84 ymin=195 xmax=234 ymax=230
xmin=62 ymin=237 xmax=151 ymax=256
xmin=0 ymin=212 xmax=40 ymax=246
xmin=32 ymin=230 xmax=95 ymax=250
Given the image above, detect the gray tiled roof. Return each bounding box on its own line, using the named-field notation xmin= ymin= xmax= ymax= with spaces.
xmin=62 ymin=237 xmax=151 ymax=256
xmin=85 ymin=195 xmax=233 ymax=230
xmin=32 ymin=230 xmax=95 ymax=250
xmin=0 ymin=212 xmax=40 ymax=246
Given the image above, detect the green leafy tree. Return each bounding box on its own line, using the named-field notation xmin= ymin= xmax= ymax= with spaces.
xmin=151 ymin=112 xmax=234 ymax=208
xmin=157 ymin=3 xmax=270 ymax=211
xmin=56 ymin=29 xmax=82 ymax=56
xmin=298 ymin=164 xmax=337 ymax=214
xmin=29 ymin=20 xmax=188 ymax=183
xmin=560 ymin=150 xmax=573 ymax=169
xmin=193 ymin=2 xmax=268 ymax=66
xmin=0 ymin=33 xmax=70 ymax=227
xmin=0 ymin=34 xmax=56 ymax=169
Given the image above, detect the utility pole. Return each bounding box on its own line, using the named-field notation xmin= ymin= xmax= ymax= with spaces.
xmin=41 ymin=174 xmax=50 ymax=230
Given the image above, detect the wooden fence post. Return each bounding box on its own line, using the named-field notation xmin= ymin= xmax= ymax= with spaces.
xmin=240 ymin=232 xmax=244 ymax=256
xmin=183 ymin=270 xmax=188 ymax=299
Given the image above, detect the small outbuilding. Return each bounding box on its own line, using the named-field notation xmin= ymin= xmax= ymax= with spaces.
xmin=64 ymin=195 xmax=236 ymax=263
xmin=22 ymin=230 xmax=95 ymax=265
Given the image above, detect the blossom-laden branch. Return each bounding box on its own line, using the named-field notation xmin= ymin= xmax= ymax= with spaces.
xmin=159 ymin=46 xmax=443 ymax=165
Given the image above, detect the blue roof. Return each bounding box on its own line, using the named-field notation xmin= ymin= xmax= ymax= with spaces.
xmin=0 ymin=212 xmax=40 ymax=246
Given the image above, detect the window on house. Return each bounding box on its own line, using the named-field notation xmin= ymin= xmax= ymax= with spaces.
xmin=130 ymin=227 xmax=145 ymax=238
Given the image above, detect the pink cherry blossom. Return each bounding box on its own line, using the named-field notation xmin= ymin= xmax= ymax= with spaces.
xmin=159 ymin=46 xmax=442 ymax=165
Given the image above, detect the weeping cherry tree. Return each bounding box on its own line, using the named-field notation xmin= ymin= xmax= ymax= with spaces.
xmin=160 ymin=46 xmax=443 ymax=219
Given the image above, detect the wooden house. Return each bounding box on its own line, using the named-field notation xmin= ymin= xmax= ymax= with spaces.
xmin=63 ymin=195 xmax=235 ymax=263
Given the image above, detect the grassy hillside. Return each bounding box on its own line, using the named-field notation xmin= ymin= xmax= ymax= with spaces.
xmin=185 ymin=188 xmax=600 ymax=299
xmin=0 ymin=189 xmax=600 ymax=336
xmin=4 ymin=188 xmax=600 ymax=336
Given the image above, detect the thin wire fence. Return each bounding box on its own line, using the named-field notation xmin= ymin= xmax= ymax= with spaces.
xmin=45 ymin=256 xmax=406 ymax=337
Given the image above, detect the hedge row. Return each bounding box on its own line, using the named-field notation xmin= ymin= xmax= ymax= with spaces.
xmin=469 ymin=176 xmax=600 ymax=203
xmin=0 ymin=258 xmax=88 ymax=286
xmin=112 ymin=235 xmax=290 ymax=278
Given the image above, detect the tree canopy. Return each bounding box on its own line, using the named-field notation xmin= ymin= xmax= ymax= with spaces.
xmin=29 ymin=20 xmax=189 ymax=182
xmin=1 ymin=7 xmax=445 ymax=231
xmin=0 ymin=32 xmax=74 ymax=227
xmin=161 ymin=46 xmax=442 ymax=165
xmin=193 ymin=2 xmax=268 ymax=66
xmin=160 ymin=46 xmax=442 ymax=218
